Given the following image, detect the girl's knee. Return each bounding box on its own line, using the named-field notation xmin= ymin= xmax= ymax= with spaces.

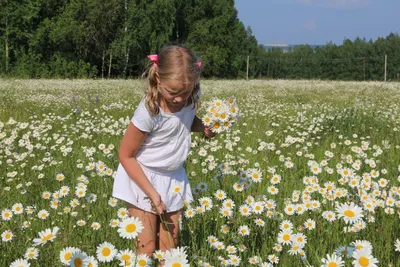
xmin=138 ymin=239 xmax=156 ymax=256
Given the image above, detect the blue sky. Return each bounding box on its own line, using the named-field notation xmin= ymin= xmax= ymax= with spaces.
xmin=234 ymin=0 xmax=400 ymax=45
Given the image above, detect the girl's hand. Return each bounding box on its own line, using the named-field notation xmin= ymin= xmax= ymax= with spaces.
xmin=204 ymin=126 xmax=216 ymax=138
xmin=150 ymin=194 xmax=166 ymax=215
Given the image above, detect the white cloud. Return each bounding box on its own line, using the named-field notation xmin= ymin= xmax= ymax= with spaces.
xmin=304 ymin=20 xmax=317 ymax=31
xmin=296 ymin=0 xmax=372 ymax=8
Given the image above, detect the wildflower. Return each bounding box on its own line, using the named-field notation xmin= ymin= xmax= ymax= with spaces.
xmin=352 ymin=248 xmax=378 ymax=267
xmin=239 ymin=204 xmax=251 ymax=216
xmin=321 ymin=253 xmax=344 ymax=267
xmin=335 ymin=246 xmax=354 ymax=258
xmin=116 ymin=249 xmax=135 ymax=266
xmin=238 ymin=225 xmax=250 ymax=236
xmin=226 ymin=246 xmax=237 ymax=254
xmin=214 ymin=190 xmax=227 ymax=200
xmin=12 ymin=203 xmax=24 ymax=214
xmin=60 ymin=247 xmax=80 ymax=265
xmin=219 ymin=207 xmax=233 ymax=218
xmin=304 ymin=219 xmax=316 ymax=230
xmin=170 ymin=181 xmax=184 ymax=196
xmin=96 ymin=242 xmax=117 ymax=262
xmin=69 ymin=250 xmax=90 ymax=267
xmin=184 ymin=208 xmax=196 ymax=218
xmin=33 ymin=227 xmax=59 ymax=246
xmin=153 ymin=250 xmax=165 ymax=261
xmin=336 ymin=202 xmax=364 ymax=224
xmin=10 ymin=259 xmax=30 ymax=267
xmin=254 ymin=218 xmax=265 ymax=227
xmin=118 ymin=216 xmax=144 ymax=239
xmin=117 ymin=207 xmax=129 ymax=219
xmin=277 ymin=229 xmax=293 ymax=245
xmin=395 ymin=239 xmax=400 ymax=253
xmin=91 ymin=222 xmax=101 ymax=230
xmin=351 ymin=240 xmax=373 ymax=253
xmin=1 ymin=208 xmax=13 ymax=220
xmin=164 ymin=257 xmax=189 ymax=267
xmin=24 ymin=247 xmax=39 ymax=260
xmin=1 ymin=230 xmax=13 ymax=242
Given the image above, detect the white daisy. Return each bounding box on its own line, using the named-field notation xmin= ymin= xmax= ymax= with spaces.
xmin=60 ymin=247 xmax=80 ymax=265
xmin=352 ymin=248 xmax=378 ymax=267
xmin=238 ymin=225 xmax=250 ymax=236
xmin=96 ymin=242 xmax=117 ymax=262
xmin=135 ymin=253 xmax=152 ymax=267
xmin=395 ymin=239 xmax=400 ymax=253
xmin=24 ymin=247 xmax=39 ymax=260
xmin=10 ymin=259 xmax=30 ymax=267
xmin=118 ymin=216 xmax=144 ymax=239
xmin=336 ymin=202 xmax=364 ymax=224
xmin=33 ymin=226 xmax=59 ymax=246
xmin=69 ymin=250 xmax=90 ymax=267
xmin=321 ymin=253 xmax=344 ymax=267
xmin=1 ymin=230 xmax=13 ymax=242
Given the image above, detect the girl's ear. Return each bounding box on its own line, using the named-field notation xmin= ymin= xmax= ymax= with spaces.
xmin=155 ymin=72 xmax=160 ymax=84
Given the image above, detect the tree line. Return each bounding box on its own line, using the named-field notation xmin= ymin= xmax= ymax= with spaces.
xmin=0 ymin=0 xmax=399 ymax=80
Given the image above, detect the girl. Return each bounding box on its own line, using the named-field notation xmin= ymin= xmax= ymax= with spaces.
xmin=112 ymin=45 xmax=214 ymax=260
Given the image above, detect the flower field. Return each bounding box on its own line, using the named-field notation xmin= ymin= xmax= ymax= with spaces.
xmin=1 ymin=79 xmax=400 ymax=267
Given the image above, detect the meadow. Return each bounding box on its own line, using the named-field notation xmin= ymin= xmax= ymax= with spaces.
xmin=1 ymin=79 xmax=400 ymax=267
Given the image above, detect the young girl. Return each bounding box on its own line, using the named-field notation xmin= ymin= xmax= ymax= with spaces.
xmin=112 ymin=45 xmax=214 ymax=260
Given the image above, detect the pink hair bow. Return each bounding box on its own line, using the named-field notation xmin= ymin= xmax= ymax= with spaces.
xmin=147 ymin=54 xmax=158 ymax=67
xmin=197 ymin=61 xmax=202 ymax=69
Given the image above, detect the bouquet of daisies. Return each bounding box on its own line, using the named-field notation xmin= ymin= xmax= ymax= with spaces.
xmin=202 ymin=96 xmax=239 ymax=133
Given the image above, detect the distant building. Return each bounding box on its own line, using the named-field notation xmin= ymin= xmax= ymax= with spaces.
xmin=263 ymin=44 xmax=324 ymax=52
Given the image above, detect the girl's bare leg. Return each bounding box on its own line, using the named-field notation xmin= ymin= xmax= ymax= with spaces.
xmin=158 ymin=209 xmax=183 ymax=251
xmin=127 ymin=203 xmax=158 ymax=257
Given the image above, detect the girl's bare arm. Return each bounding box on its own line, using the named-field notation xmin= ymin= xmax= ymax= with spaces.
xmin=118 ymin=122 xmax=165 ymax=213
xmin=191 ymin=115 xmax=205 ymax=132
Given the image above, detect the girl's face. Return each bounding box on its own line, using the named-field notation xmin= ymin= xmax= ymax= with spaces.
xmin=158 ymin=79 xmax=193 ymax=108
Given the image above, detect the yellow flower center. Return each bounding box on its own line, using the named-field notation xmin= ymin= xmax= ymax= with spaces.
xmin=283 ymin=234 xmax=290 ymax=241
xmin=359 ymin=256 xmax=369 ymax=266
xmin=64 ymin=252 xmax=72 ymax=260
xmin=138 ymin=259 xmax=147 ymax=266
xmin=328 ymin=262 xmax=338 ymax=267
xmin=172 ymin=263 xmax=182 ymax=267
xmin=42 ymin=233 xmax=53 ymax=241
xmin=121 ymin=254 xmax=131 ymax=260
xmin=102 ymin=248 xmax=111 ymax=256
xmin=344 ymin=210 xmax=355 ymax=217
xmin=74 ymin=258 xmax=82 ymax=267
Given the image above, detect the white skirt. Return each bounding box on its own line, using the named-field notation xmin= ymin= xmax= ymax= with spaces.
xmin=112 ymin=163 xmax=193 ymax=213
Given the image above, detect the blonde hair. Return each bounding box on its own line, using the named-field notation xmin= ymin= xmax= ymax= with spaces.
xmin=143 ymin=45 xmax=201 ymax=116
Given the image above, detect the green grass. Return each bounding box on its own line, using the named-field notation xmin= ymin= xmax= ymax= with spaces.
xmin=1 ymin=79 xmax=400 ymax=266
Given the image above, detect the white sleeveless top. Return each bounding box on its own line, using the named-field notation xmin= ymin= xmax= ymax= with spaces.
xmin=112 ymin=99 xmax=196 ymax=212
xmin=132 ymin=99 xmax=196 ymax=173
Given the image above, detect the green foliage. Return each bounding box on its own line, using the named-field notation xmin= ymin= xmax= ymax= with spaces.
xmin=1 ymin=0 xmax=400 ymax=79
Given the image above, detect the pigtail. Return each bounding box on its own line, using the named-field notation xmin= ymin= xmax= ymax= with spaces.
xmin=187 ymin=80 xmax=201 ymax=111
xmin=143 ymin=64 xmax=160 ymax=116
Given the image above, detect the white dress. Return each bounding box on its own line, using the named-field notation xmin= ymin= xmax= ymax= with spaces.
xmin=112 ymin=99 xmax=195 ymax=213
